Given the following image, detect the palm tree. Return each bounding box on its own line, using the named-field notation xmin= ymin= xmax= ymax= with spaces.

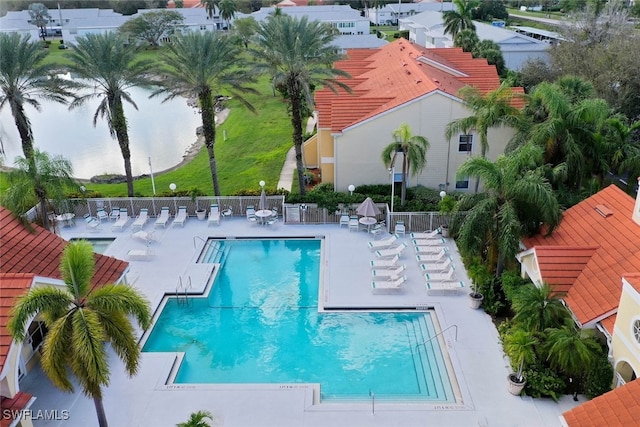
xmin=251 ymin=15 xmax=350 ymax=195
xmin=453 ymin=28 xmax=479 ymax=52
xmin=218 ymin=0 xmax=237 ymax=29
xmin=200 ymin=0 xmax=218 ymax=19
xmin=1 ymin=149 xmax=76 ymax=231
xmin=8 ymin=241 xmax=152 ymax=427
xmin=511 ymin=283 xmax=571 ymax=333
xmin=503 ymin=327 xmax=538 ymax=383
xmin=443 ymin=0 xmax=479 ymax=41
xmin=154 ymin=31 xmax=256 ymax=196
xmin=545 ymin=325 xmax=601 ymax=381
xmin=599 ymin=115 xmax=640 ymax=188
xmin=445 ymin=81 xmax=522 ymax=192
xmin=28 ymin=3 xmax=50 ymax=41
xmin=0 ymin=33 xmax=72 ymax=162
xmin=232 ymin=16 xmax=259 ymax=49
xmin=453 ymin=143 xmax=561 ymax=276
xmin=381 ymin=123 xmax=430 ymax=207
xmin=177 ymin=410 xmax=214 ymax=427
xmin=67 ymin=33 xmax=154 ymax=197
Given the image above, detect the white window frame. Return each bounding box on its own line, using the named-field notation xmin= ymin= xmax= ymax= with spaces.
xmin=455 ymin=177 xmax=470 ymax=190
xmin=632 ymin=316 xmax=640 ymax=347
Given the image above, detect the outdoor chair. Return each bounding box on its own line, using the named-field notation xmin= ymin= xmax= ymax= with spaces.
xmin=410 ymin=229 xmax=440 ymax=239
xmin=173 ymin=206 xmax=188 ymax=227
xmin=371 ymin=275 xmax=406 ymax=293
xmin=207 ymin=204 xmax=220 ymax=226
xmin=424 ymin=267 xmax=456 ymax=282
xmin=109 ymin=207 xmax=120 ymax=222
xmin=155 ymin=207 xmax=170 ymax=228
xmin=419 ymin=257 xmax=454 ymax=272
xmin=131 ymin=208 xmax=148 ymax=231
xmin=111 ymin=208 xmax=129 ymax=231
xmin=415 ymin=249 xmax=449 ymax=263
xmin=83 ymin=213 xmax=101 ymax=231
xmin=368 ymin=234 xmax=398 ymax=250
xmin=371 ymin=264 xmax=406 ymax=278
xmin=348 ymin=215 xmax=359 ymax=232
xmin=425 ymin=281 xmax=465 ymax=296
xmin=96 ymin=208 xmax=109 ymax=223
xmin=339 ymin=214 xmax=350 ymax=228
xmin=394 ymin=220 xmax=405 ymax=237
xmin=370 ymin=254 xmax=400 ymax=269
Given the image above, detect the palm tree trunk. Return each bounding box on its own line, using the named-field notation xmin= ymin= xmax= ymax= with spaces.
xmin=288 ymin=78 xmax=306 ymax=196
xmin=93 ymin=396 xmax=108 ymax=427
xmin=200 ymin=90 xmax=220 ymax=196
xmin=10 ymin=101 xmax=35 ymax=161
xmin=110 ymin=97 xmax=135 ymax=197
xmin=400 ymin=154 xmax=408 ymax=206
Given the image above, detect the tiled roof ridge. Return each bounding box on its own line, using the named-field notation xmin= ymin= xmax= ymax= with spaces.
xmin=562 ymin=378 xmax=640 ymax=426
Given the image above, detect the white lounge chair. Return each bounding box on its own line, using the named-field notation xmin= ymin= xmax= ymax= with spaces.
xmin=339 ymin=214 xmax=350 ymax=228
xmin=371 ymin=275 xmax=407 ymax=292
xmin=375 ymin=242 xmax=408 ymax=258
xmin=131 ymin=208 xmax=148 ymax=231
xmin=394 ymin=220 xmax=405 ymax=237
xmin=348 ymin=215 xmax=359 ymax=232
xmin=173 ymin=206 xmax=188 ymax=227
xmin=410 ymin=229 xmax=440 ymax=239
xmin=132 ymin=230 xmax=156 ymax=244
xmin=111 ymin=208 xmax=129 ymax=231
xmin=415 ymin=249 xmax=449 ymax=263
xmin=367 ymin=234 xmax=398 ymax=250
xmin=221 ymin=206 xmax=233 ymax=218
xmin=370 ymin=254 xmax=400 ymax=268
xmin=425 ymin=281 xmax=465 ymax=296
xmin=412 ymin=238 xmax=446 ymax=246
xmin=424 ymin=267 xmax=456 ymax=282
xmin=96 ymin=208 xmax=109 ymax=223
xmin=414 ymin=245 xmax=447 ymax=254
xmin=371 ymin=264 xmax=406 ymax=278
xmin=419 ymin=257 xmax=454 ymax=272
xmin=207 ymin=204 xmax=220 ymax=226
xmin=126 ymin=246 xmax=154 ymax=261
xmin=83 ymin=214 xmax=101 ymax=231
xmin=154 ymin=207 xmax=170 ymax=228
xmin=109 ymin=207 xmax=120 ymax=222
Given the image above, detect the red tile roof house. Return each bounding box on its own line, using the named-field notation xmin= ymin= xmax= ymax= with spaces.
xmin=0 ymin=207 xmax=129 ymax=427
xmin=303 ymin=38 xmax=525 ymax=194
xmin=516 ymin=184 xmax=640 ymax=423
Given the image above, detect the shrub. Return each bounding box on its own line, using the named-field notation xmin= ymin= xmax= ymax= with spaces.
xmin=523 ymin=365 xmax=565 ymax=401
xmin=478 ymin=276 xmax=504 ymax=316
xmin=500 ymin=271 xmax=529 ymax=305
xmin=584 ymin=352 xmax=614 ymax=399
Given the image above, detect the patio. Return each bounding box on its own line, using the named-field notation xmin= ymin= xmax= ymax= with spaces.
xmin=20 ymin=217 xmax=582 ymax=426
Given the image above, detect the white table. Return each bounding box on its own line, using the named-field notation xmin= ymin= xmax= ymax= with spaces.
xmin=255 ymin=209 xmax=273 ymax=225
xmin=359 ymin=216 xmax=376 ymax=231
xmin=56 ymin=213 xmax=75 ymax=227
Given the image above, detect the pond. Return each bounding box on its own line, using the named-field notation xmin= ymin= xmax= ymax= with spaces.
xmin=0 ymin=77 xmax=201 ymax=180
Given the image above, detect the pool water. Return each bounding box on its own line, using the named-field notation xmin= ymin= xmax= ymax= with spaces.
xmin=69 ymin=237 xmax=115 ymax=254
xmin=142 ymin=239 xmax=455 ymax=401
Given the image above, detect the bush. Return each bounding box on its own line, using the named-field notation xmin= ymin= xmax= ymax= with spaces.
xmin=500 ymin=271 xmax=529 ymax=305
xmin=478 ymin=276 xmax=504 ymax=316
xmin=584 ymin=352 xmax=614 ymax=399
xmin=523 ymin=365 xmax=565 ymax=401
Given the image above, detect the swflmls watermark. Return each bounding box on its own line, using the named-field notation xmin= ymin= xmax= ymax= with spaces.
xmin=1 ymin=409 xmax=70 ymax=421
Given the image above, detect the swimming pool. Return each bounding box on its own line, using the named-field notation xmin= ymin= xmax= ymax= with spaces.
xmin=142 ymin=238 xmax=456 ymax=401
xmin=69 ymin=237 xmax=115 ymax=254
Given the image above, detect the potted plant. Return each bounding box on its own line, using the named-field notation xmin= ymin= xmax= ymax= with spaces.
xmin=438 ymin=194 xmax=456 ymax=238
xmin=191 ymin=188 xmax=206 ymax=220
xmin=466 ymin=259 xmax=489 ymax=309
xmin=503 ymin=327 xmax=538 ymax=396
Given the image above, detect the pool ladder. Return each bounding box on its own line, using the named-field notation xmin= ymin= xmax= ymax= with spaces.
xmin=415 ymin=324 xmax=458 ymax=348
xmin=176 ymin=276 xmax=192 ymax=306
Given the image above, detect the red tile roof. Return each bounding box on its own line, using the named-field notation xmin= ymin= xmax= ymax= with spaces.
xmin=532 ymin=246 xmax=599 ymax=294
xmin=562 ymin=379 xmax=640 ymax=427
xmin=623 ymin=273 xmax=640 ymax=293
xmin=0 ymin=273 xmax=34 ymax=374
xmin=601 ymin=314 xmax=616 ymax=336
xmin=316 ymin=39 xmax=523 ymax=133
xmin=0 ymin=207 xmax=129 ymax=289
xmin=522 ymin=185 xmax=640 ymax=326
xmin=1 ymin=391 xmax=34 ymax=427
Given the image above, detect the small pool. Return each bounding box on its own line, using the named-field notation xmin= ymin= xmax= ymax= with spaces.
xmin=69 ymin=237 xmax=115 ymax=254
xmin=142 ymin=239 xmax=456 ymax=401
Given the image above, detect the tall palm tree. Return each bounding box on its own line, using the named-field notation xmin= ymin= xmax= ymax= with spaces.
xmin=1 ymin=149 xmax=76 ymax=231
xmin=545 ymin=325 xmax=601 ymax=381
xmin=8 ymin=241 xmax=152 ymax=427
xmin=445 ymin=81 xmax=522 ymax=192
xmin=511 ymin=283 xmax=571 ymax=333
xmin=251 ymin=15 xmax=350 ymax=195
xmin=443 ymin=0 xmax=479 ymax=41
xmin=381 ymin=123 xmax=430 ymax=207
xmin=453 ymin=143 xmax=561 ymax=276
xmin=177 ymin=410 xmax=214 ymax=427
xmin=0 ymin=33 xmax=72 ymax=162
xmin=28 ymin=3 xmax=50 ymax=41
xmin=154 ymin=31 xmax=256 ymax=196
xmin=200 ymin=0 xmax=218 ymax=19
xmin=67 ymin=33 xmax=154 ymax=197
xmin=218 ymin=0 xmax=237 ymax=29
xmin=599 ymin=115 xmax=640 ymax=188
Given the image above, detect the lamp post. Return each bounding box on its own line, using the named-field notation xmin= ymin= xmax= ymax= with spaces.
xmin=149 ymin=157 xmax=156 ymax=195
xmin=389 ymin=167 xmax=395 ymax=213
xmin=259 ymin=180 xmax=265 ymax=189
xmin=440 ymin=190 xmax=446 ymax=201
xmin=169 ymin=183 xmax=177 ymax=212
xmin=348 ymin=184 xmax=355 ymax=196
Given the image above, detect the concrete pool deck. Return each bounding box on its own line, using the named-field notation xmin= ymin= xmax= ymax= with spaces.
xmin=21 ymin=218 xmax=583 ymax=426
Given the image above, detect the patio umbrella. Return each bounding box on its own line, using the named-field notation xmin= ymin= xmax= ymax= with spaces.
xmin=356 ymin=197 xmax=380 ymax=218
xmin=259 ymin=188 xmax=267 ymax=211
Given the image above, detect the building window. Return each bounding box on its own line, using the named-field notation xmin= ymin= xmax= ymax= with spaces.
xmin=28 ymin=321 xmax=48 ymax=352
xmin=455 ymin=178 xmax=469 ymax=189
xmin=633 ymin=319 xmax=640 ymax=345
xmin=458 ymin=134 xmax=473 ymax=153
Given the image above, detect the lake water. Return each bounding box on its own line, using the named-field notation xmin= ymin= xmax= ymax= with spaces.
xmin=0 ymin=83 xmax=201 ymax=179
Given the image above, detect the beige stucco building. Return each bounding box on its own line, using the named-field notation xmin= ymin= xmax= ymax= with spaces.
xmin=305 ymin=40 xmax=522 ymax=194
xmin=611 ymin=276 xmax=640 ymax=386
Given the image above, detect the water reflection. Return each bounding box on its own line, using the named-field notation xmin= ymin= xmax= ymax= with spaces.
xmin=0 ymin=77 xmax=200 ymax=179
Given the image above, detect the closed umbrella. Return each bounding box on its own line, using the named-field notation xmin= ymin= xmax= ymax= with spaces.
xmin=356 ymin=197 xmax=380 ymax=219
xmin=259 ymin=188 xmax=267 ymax=211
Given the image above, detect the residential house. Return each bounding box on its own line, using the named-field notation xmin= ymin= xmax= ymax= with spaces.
xmin=0 ymin=207 xmax=129 ymax=426
xmin=517 ymin=183 xmax=640 ymax=389
xmin=400 ymin=10 xmax=553 ymax=70
xmin=251 ymin=5 xmax=370 ymax=36
xmin=367 ymin=1 xmax=453 ymax=26
xmin=304 ymin=39 xmax=524 ymax=193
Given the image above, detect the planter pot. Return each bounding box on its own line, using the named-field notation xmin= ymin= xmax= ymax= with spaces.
xmin=441 ymin=226 xmax=450 ymax=238
xmin=468 ymin=292 xmax=484 ymax=309
xmin=507 ymin=373 xmax=526 ymax=396
xmin=195 ymin=210 xmax=206 ymax=221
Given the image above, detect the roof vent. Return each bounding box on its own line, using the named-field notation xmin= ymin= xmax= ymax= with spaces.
xmin=433 ymin=79 xmax=440 ymax=84
xmin=594 ymin=204 xmax=614 ymax=218
xmin=415 ymin=79 xmax=422 ymax=84
xmin=406 ymin=70 xmax=411 ymax=75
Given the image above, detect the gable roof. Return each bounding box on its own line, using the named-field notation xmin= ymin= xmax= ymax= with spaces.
xmin=316 ymin=39 xmax=523 ymax=133
xmin=521 ymin=185 xmax=640 ymax=327
xmin=0 ymin=273 xmax=35 ymax=374
xmin=562 ymin=379 xmax=640 ymax=426
xmin=528 ymin=246 xmax=599 ymax=294
xmin=0 ymin=207 xmax=129 ymax=289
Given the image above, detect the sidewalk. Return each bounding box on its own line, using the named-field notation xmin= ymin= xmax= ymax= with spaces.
xmin=277 ymin=113 xmax=317 ymax=191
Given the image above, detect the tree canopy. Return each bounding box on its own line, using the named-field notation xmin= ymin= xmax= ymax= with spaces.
xmin=118 ymin=10 xmax=185 ymax=48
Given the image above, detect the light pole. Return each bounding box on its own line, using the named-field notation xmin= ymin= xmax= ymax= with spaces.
xmin=440 ymin=190 xmax=446 ymax=201
xmin=348 ymin=184 xmax=355 ymax=196
xmin=149 ymin=157 xmax=156 ymax=195
xmin=169 ymin=183 xmax=177 ymax=213
xmin=389 ymin=150 xmax=399 ymax=213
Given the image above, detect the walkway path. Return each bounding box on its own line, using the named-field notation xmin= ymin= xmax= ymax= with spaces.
xmin=276 ymin=113 xmax=317 ymax=191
